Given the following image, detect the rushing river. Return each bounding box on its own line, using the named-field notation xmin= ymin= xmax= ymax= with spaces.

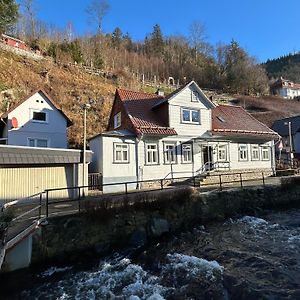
xmin=3 ymin=208 xmax=300 ymax=299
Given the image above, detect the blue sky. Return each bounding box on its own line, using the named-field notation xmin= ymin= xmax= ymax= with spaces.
xmin=22 ymin=0 xmax=299 ymax=62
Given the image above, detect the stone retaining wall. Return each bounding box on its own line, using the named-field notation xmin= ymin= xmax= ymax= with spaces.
xmin=202 ymin=169 xmax=273 ymax=185
xmin=28 ymin=180 xmax=300 ymax=267
xmin=0 ymin=43 xmax=45 ymax=61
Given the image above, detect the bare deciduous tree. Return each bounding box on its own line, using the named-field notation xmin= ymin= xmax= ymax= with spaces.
xmin=86 ymin=0 xmax=110 ymax=34
xmin=20 ymin=0 xmax=37 ymax=41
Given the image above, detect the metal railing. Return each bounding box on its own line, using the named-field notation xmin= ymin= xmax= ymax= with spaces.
xmin=1 ymin=169 xmax=279 ymax=236
xmin=88 ymin=173 xmax=102 ymax=190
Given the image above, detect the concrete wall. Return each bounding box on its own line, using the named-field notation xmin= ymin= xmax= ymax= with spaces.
xmin=0 ymin=42 xmax=44 ymax=61
xmin=6 ymin=92 xmax=68 ymax=148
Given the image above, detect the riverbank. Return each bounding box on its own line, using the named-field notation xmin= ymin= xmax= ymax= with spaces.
xmin=27 ymin=178 xmax=300 ymax=268
xmin=2 ymin=206 xmax=300 ymax=299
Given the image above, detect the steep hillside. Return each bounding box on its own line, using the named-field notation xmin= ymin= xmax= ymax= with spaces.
xmin=264 ymin=52 xmax=300 ymax=82
xmin=1 ymin=47 xmax=299 ymax=148
xmin=232 ymin=95 xmax=300 ymax=127
xmin=0 ymin=49 xmax=117 ymax=147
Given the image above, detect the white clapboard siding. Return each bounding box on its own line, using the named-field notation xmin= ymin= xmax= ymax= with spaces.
xmin=169 ymin=85 xmax=212 ymax=136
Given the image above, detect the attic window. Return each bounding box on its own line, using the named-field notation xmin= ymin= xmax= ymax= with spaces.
xmin=114 ymin=112 xmax=121 ymax=129
xmin=191 ymin=91 xmax=200 ymax=102
xmin=217 ymin=116 xmax=226 ymax=123
xmin=32 ymin=111 xmax=47 ymax=122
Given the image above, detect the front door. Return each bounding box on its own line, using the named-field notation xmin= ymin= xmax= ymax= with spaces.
xmin=203 ymin=146 xmax=213 ymax=171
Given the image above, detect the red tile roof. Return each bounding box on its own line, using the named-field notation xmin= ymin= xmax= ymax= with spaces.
xmin=116 ymin=89 xmax=177 ymax=136
xmin=113 ymin=88 xmax=277 ymax=140
xmin=271 ymin=77 xmax=300 ymax=90
xmin=212 ymin=105 xmax=279 ymax=139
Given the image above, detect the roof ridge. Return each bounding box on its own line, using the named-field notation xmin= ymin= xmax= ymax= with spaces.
xmin=117 ymin=88 xmax=159 ymax=97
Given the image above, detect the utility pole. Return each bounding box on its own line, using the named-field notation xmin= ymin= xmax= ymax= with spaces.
xmin=83 ymin=103 xmax=91 ymax=196
xmin=285 ymin=121 xmax=294 ymax=168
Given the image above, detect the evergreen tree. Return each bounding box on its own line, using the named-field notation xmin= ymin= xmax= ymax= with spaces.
xmin=145 ymin=24 xmax=164 ymax=56
xmin=0 ymin=0 xmax=19 ymax=34
xmin=111 ymin=27 xmax=122 ymax=49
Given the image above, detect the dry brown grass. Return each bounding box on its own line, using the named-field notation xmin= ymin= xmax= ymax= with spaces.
xmin=234 ymin=95 xmax=300 ymax=127
xmin=0 ymin=49 xmax=116 ymax=147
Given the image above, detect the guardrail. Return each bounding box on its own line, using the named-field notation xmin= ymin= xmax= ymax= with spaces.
xmin=1 ymin=170 xmax=278 ymax=229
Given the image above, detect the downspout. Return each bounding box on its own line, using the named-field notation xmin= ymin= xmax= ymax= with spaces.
xmin=135 ymin=133 xmax=143 ymax=189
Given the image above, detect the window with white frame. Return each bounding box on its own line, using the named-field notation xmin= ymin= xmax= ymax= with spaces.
xmin=251 ymin=145 xmax=260 ymax=160
xmin=218 ymin=145 xmax=227 ymax=161
xmin=261 ymin=146 xmax=270 ymax=160
xmin=114 ymin=112 xmax=121 ymax=129
xmin=164 ymin=143 xmax=177 ymax=164
xmin=31 ymin=110 xmax=48 ymax=123
xmin=146 ymin=143 xmax=159 ymax=164
xmin=181 ymin=108 xmax=200 ymax=124
xmin=28 ymin=138 xmax=48 ymax=148
xmin=191 ymin=91 xmax=200 ymax=102
xmin=182 ymin=143 xmax=192 ymax=163
xmin=238 ymin=144 xmax=248 ymax=161
xmin=114 ymin=143 xmax=129 ymax=163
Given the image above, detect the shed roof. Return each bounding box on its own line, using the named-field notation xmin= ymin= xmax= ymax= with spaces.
xmin=271 ymin=115 xmax=300 ymax=136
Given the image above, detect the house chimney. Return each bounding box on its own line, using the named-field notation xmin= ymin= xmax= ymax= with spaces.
xmin=156 ymin=89 xmax=164 ymax=97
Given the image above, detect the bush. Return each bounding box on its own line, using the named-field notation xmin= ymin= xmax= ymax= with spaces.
xmin=281 ymin=175 xmax=300 ymax=189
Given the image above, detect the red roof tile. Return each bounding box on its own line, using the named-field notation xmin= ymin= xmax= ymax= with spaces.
xmin=212 ymin=105 xmax=279 ymax=139
xmin=116 ymin=89 xmax=177 ymax=136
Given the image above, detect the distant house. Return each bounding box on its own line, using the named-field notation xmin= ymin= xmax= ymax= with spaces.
xmin=90 ymin=81 xmax=279 ymax=191
xmin=0 ymin=90 xmax=72 ymax=148
xmin=272 ymin=116 xmax=300 ymax=159
xmin=1 ymin=34 xmax=28 ymax=51
xmin=271 ymin=77 xmax=300 ymax=99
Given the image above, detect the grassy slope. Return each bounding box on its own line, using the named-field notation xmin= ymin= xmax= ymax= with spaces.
xmin=1 ymin=48 xmax=299 ymax=148
xmin=0 ymin=49 xmax=116 ymax=147
xmin=233 ymin=95 xmax=300 ymax=127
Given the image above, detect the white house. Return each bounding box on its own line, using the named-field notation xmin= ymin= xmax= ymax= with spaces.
xmin=0 ymin=89 xmax=72 ymax=148
xmin=90 ymin=81 xmax=279 ymax=191
xmin=271 ymin=77 xmax=300 ymax=99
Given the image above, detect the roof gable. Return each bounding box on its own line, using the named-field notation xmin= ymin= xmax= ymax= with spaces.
xmin=152 ymin=81 xmax=216 ymax=110
xmin=1 ymin=89 xmax=73 ymax=127
xmin=113 ymin=88 xmax=177 ymax=136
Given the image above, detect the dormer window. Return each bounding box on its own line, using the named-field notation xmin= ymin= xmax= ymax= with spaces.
xmin=31 ymin=110 xmax=48 ymax=123
xmin=114 ymin=112 xmax=121 ymax=129
xmin=181 ymin=108 xmax=200 ymax=124
xmin=191 ymin=91 xmax=200 ymax=102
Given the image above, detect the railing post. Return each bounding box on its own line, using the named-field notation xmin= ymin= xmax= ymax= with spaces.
xmin=262 ymin=172 xmax=265 ymax=187
xmin=39 ymin=192 xmax=42 ymax=218
xmin=160 ymin=179 xmax=164 ymax=190
xmin=219 ymin=175 xmax=222 ymax=191
xmin=78 ymin=187 xmax=81 ymax=213
xmin=46 ymin=190 xmax=49 ymax=218
xmin=125 ymin=183 xmax=128 ymax=194
xmin=240 ymin=173 xmax=243 ymax=189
